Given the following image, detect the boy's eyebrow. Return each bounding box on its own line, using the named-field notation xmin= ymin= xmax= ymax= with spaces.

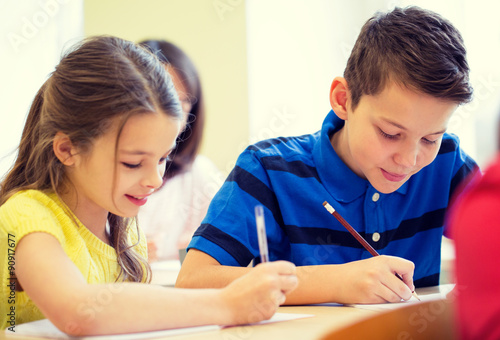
xmin=381 ymin=118 xmax=407 ymax=131
xmin=427 ymin=129 xmax=447 ymax=135
xmin=380 ymin=118 xmax=446 ymax=135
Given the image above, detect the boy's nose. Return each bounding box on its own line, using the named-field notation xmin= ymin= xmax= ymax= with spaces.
xmin=395 ymin=143 xmax=418 ymax=168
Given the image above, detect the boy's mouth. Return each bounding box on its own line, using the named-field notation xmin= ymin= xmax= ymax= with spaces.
xmin=381 ymin=169 xmax=407 ymax=182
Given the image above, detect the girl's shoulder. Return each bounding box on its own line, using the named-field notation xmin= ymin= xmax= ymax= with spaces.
xmin=1 ymin=189 xmax=56 ymax=212
xmin=0 ymin=190 xmax=69 ymax=239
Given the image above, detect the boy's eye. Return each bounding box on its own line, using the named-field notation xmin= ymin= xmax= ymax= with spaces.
xmin=122 ymin=162 xmax=141 ymax=169
xmin=422 ymin=138 xmax=438 ymax=145
xmin=379 ymin=129 xmax=398 ymax=140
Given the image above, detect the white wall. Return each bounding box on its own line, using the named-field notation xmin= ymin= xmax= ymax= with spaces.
xmin=2 ymin=0 xmax=500 ymax=184
xmin=0 ymin=0 xmax=84 ymax=181
xmin=246 ymin=0 xmax=500 ymax=169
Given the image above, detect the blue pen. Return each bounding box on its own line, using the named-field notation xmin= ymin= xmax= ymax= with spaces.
xmin=254 ymin=205 xmax=269 ymax=263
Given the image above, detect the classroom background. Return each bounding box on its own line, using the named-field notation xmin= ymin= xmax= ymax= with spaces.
xmin=2 ymin=0 xmax=500 ymax=180
xmin=1 ymin=0 xmax=499 ymax=287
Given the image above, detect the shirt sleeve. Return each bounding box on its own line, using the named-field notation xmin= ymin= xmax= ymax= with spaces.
xmin=187 ymin=149 xmax=288 ymax=267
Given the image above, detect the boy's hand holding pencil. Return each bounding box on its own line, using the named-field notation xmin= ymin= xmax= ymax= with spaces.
xmin=323 ymin=201 xmax=418 ymax=303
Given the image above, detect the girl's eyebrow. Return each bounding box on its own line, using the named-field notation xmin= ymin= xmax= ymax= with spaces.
xmin=119 ymin=145 xmax=176 ymax=157
xmin=120 ymin=150 xmax=154 ymax=156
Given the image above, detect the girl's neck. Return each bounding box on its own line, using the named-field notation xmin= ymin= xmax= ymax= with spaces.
xmin=58 ymin=188 xmax=110 ymax=245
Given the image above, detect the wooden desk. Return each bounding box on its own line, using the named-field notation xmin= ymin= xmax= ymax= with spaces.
xmin=2 ymin=283 xmax=450 ymax=340
xmin=153 ymin=285 xmax=452 ymax=340
xmin=1 ymin=306 xmax=376 ymax=340
xmin=146 ymin=260 xmax=379 ymax=339
xmin=173 ymin=306 xmax=377 ymax=340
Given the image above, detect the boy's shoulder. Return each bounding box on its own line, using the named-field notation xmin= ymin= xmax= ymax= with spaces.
xmin=438 ymin=132 xmax=461 ymax=154
xmin=243 ymin=131 xmax=321 ymax=163
xmin=416 ymin=132 xmax=478 ymax=186
xmin=436 ymin=132 xmax=477 ymax=170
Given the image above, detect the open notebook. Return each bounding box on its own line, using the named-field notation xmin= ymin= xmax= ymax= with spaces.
xmin=5 ymin=313 xmax=313 ymax=339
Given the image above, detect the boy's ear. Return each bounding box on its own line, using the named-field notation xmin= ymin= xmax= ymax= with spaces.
xmin=329 ymin=77 xmax=350 ymax=120
xmin=53 ymin=132 xmax=78 ymax=166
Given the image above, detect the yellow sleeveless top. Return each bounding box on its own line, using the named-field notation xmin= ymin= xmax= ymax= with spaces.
xmin=0 ymin=190 xmax=147 ymax=329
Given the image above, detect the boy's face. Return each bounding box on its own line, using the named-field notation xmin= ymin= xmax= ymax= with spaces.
xmin=333 ymin=81 xmax=458 ymax=194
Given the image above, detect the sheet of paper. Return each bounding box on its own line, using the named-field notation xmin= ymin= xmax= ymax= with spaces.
xmin=6 ymin=319 xmax=220 ymax=340
xmin=6 ymin=313 xmax=314 ymax=339
xmin=223 ymin=312 xmax=314 ymax=328
xmin=347 ymin=284 xmax=455 ymax=311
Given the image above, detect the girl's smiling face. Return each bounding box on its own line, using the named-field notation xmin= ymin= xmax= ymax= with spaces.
xmin=64 ymin=112 xmax=181 ymax=226
xmin=332 ymin=80 xmax=458 ymax=194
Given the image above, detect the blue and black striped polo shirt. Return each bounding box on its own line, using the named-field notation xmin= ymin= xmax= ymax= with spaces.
xmin=188 ymin=110 xmax=478 ymax=287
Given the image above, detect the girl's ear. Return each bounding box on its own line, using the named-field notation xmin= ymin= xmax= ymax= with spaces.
xmin=329 ymin=77 xmax=350 ymax=120
xmin=53 ymin=132 xmax=78 ymax=166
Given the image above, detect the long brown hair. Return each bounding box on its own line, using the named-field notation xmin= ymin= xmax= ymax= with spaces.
xmin=0 ymin=36 xmax=183 ymax=282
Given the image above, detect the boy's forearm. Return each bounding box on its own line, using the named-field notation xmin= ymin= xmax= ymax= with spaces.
xmin=177 ymin=254 xmax=414 ymax=305
xmin=176 ymin=249 xmax=337 ymax=304
xmin=282 ymin=265 xmax=340 ymax=305
xmin=176 ymin=249 xmax=257 ymax=289
xmin=177 ymin=257 xmax=338 ymax=305
xmin=177 ymin=265 xmax=251 ymax=288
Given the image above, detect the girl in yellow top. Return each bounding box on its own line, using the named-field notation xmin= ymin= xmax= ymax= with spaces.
xmin=0 ymin=36 xmax=297 ymax=335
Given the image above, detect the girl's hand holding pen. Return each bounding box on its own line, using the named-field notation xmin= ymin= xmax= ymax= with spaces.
xmin=219 ymin=261 xmax=298 ymax=325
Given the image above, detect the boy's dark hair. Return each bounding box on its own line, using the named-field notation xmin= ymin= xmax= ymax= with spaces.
xmin=344 ymin=6 xmax=473 ymax=110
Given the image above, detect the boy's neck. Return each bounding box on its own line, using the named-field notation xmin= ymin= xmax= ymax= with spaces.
xmin=330 ymin=126 xmax=364 ymax=180
xmin=330 ymin=127 xmax=348 ymax=166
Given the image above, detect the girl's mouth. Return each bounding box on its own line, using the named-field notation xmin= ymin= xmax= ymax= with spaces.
xmin=125 ymin=194 xmax=149 ymax=206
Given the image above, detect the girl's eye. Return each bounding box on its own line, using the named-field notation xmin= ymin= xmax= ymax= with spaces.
xmin=122 ymin=162 xmax=141 ymax=169
xmin=379 ymin=129 xmax=398 ymax=140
